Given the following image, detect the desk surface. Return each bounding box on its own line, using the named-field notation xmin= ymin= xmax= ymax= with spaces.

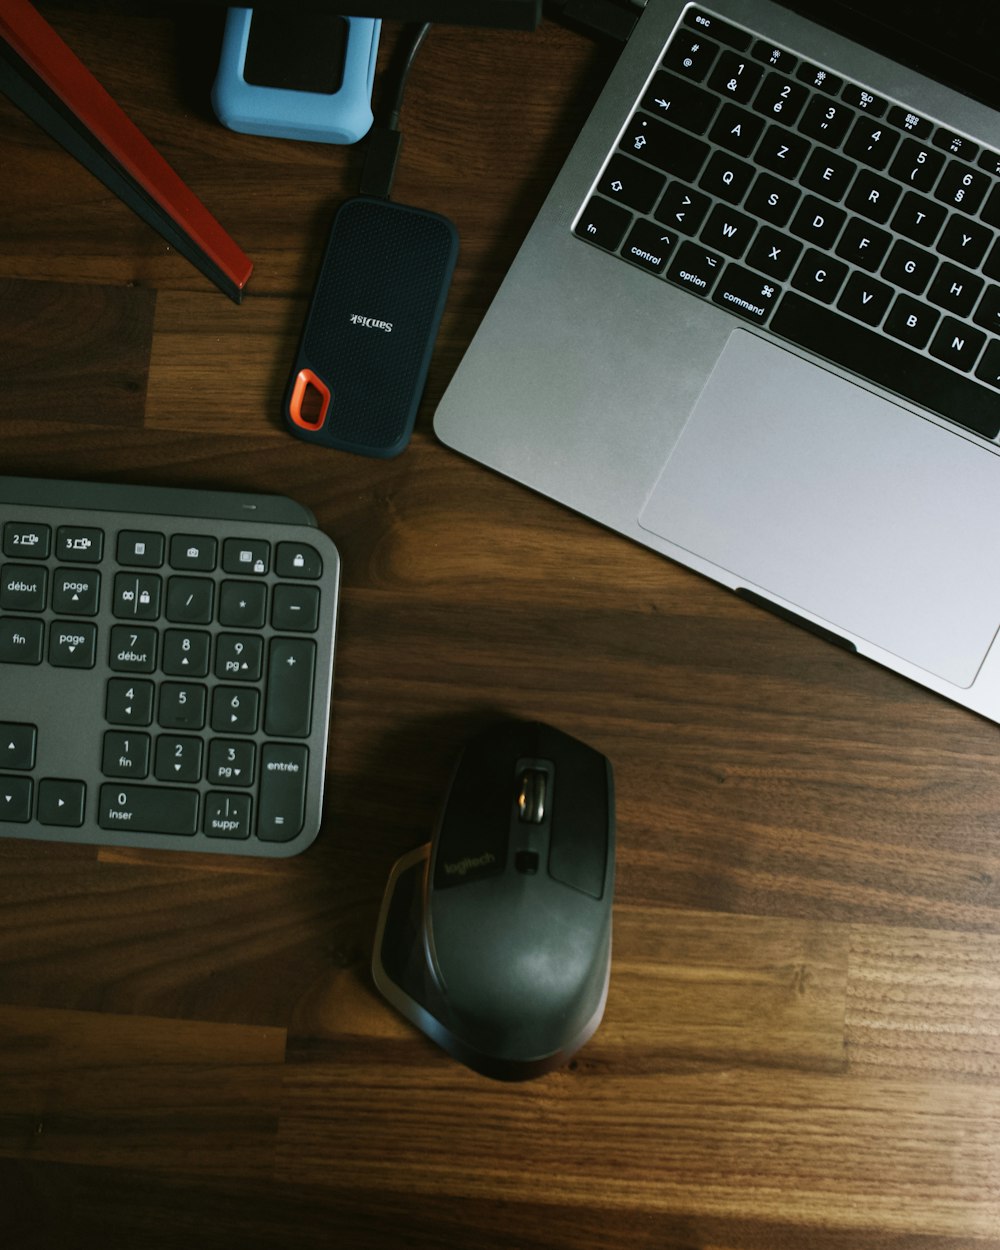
xmin=2 ymin=6 xmax=1000 ymax=1248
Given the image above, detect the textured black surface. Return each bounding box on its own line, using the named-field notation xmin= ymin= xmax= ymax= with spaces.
xmin=290 ymin=197 xmax=458 ymax=457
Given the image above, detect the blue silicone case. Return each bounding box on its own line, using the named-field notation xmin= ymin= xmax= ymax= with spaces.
xmin=212 ymin=10 xmax=380 ymax=145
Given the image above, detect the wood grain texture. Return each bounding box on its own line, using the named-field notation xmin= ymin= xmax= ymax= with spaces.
xmin=1 ymin=4 xmax=1000 ymax=1248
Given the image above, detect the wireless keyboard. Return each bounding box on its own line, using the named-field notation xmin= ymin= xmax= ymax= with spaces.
xmin=0 ymin=476 xmax=340 ymax=857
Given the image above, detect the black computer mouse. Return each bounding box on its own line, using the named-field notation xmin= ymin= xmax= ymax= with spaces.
xmin=373 ymin=720 xmax=615 ymax=1080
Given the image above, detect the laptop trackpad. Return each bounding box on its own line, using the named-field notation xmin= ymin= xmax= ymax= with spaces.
xmin=638 ymin=330 xmax=1000 ymax=688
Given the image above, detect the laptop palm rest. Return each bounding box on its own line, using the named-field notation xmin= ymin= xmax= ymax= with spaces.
xmin=638 ymin=330 xmax=1000 ymax=688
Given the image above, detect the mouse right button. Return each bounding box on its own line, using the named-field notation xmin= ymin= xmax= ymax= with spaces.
xmin=547 ymin=755 xmax=613 ymax=900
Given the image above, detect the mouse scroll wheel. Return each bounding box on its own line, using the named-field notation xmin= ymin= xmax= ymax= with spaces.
xmin=517 ymin=769 xmax=547 ymax=825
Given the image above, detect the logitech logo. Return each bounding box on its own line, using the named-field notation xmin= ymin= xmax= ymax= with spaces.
xmin=350 ymin=313 xmax=393 ymax=333
xmin=443 ymin=851 xmax=496 ymax=877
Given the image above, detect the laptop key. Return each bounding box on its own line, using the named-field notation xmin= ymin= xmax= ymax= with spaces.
xmin=666 ymin=240 xmax=723 ymax=296
xmin=574 ymin=197 xmax=631 ymax=250
xmin=770 ymin=292 xmax=1000 ymax=438
xmin=710 ymin=264 xmax=782 ymax=323
xmin=641 ymin=72 xmax=719 ymax=134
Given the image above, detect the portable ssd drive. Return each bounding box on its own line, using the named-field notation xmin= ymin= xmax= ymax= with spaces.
xmin=284 ymin=196 xmax=459 ymax=458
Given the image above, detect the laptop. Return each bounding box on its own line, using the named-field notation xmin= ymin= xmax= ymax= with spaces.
xmin=433 ymin=0 xmax=1000 ymax=722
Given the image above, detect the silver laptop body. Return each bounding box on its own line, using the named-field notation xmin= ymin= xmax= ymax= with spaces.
xmin=434 ymin=0 xmax=1000 ymax=722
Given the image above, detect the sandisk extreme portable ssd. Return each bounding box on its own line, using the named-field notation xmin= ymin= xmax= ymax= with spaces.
xmin=284 ymin=196 xmax=458 ymax=458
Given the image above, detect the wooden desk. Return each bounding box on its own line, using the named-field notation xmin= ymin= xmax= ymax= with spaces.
xmin=2 ymin=7 xmax=999 ymax=1247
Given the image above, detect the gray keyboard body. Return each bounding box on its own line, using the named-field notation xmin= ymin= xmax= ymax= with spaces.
xmin=0 ymin=476 xmax=340 ymax=857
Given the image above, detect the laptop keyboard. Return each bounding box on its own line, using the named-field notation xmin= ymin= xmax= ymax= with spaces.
xmin=575 ymin=5 xmax=1000 ymax=439
xmin=0 ymin=476 xmax=340 ymax=857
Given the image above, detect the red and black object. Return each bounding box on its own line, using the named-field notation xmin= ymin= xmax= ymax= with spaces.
xmin=0 ymin=0 xmax=252 ymax=302
xmin=284 ymin=196 xmax=458 ymax=458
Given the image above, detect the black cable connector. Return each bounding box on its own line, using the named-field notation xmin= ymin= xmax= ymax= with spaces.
xmin=547 ymin=0 xmax=638 ymax=43
xmin=359 ymin=22 xmax=432 ymax=200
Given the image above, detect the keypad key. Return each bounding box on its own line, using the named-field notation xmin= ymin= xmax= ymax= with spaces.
xmin=166 ymin=576 xmax=214 ymax=624
xmin=168 ymin=534 xmax=217 ymax=571
xmin=101 ymin=731 xmax=150 ymax=779
xmin=258 ymin=744 xmax=309 ymax=842
xmin=117 ymin=531 xmax=165 ymax=567
xmin=211 ymin=686 xmax=260 ymax=734
xmin=575 ymin=196 xmax=631 ymax=250
xmin=1 ymin=723 xmax=36 ymax=770
xmin=223 ymin=538 xmax=270 ymax=577
xmin=158 ymin=682 xmax=207 ymax=731
xmin=161 ymin=629 xmax=211 ymax=677
xmin=265 ymin=639 xmax=316 ymax=738
xmin=0 ymin=777 xmax=32 ymax=823
xmin=109 ymin=624 xmax=157 ymax=672
xmin=106 ymin=678 xmax=155 ymax=726
xmin=98 ymin=783 xmax=199 ymax=836
xmin=272 ymin=584 xmax=321 ymax=632
xmin=204 ymin=793 xmax=252 ymax=840
xmin=1 ymin=564 xmax=47 ymax=611
xmin=154 ymin=735 xmax=203 ymax=784
xmin=113 ymin=572 xmax=162 ymax=620
xmin=207 ymin=740 xmax=255 ymax=787
xmin=275 ymin=543 xmax=322 ymax=580
xmin=56 ymin=526 xmax=103 ymax=562
xmin=215 ymin=633 xmax=264 ymax=681
xmin=37 ymin=779 xmax=86 ymax=827
xmin=0 ymin=618 xmax=44 ymax=664
xmin=3 ymin=522 xmax=50 ymax=559
xmin=49 ymin=623 xmax=97 ymax=669
xmin=981 ymin=184 xmax=1000 ymax=230
xmin=51 ymin=567 xmax=100 ymax=615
